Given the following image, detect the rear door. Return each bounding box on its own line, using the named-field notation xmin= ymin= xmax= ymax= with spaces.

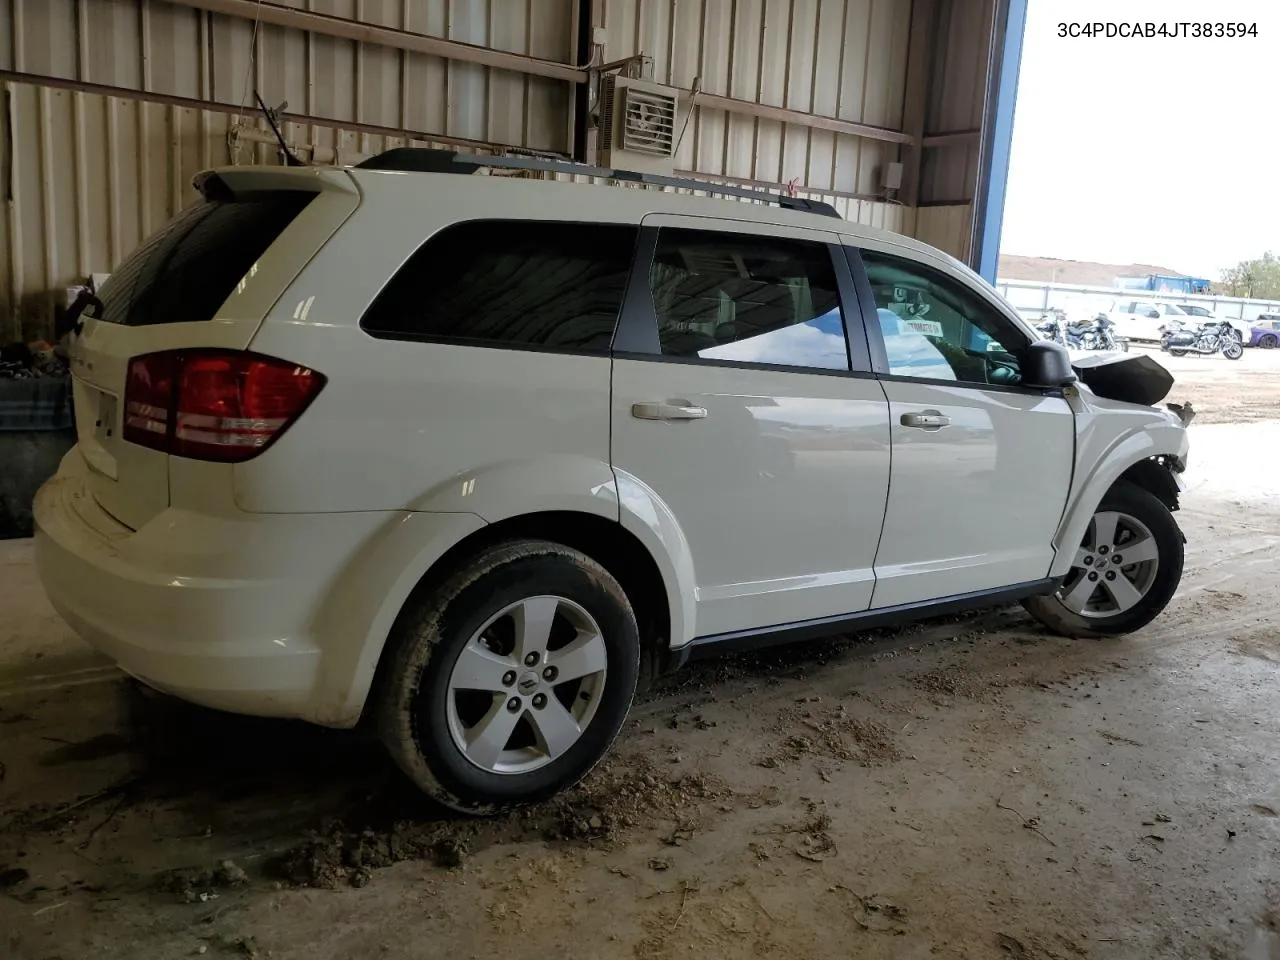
xmin=849 ymin=243 xmax=1075 ymax=609
xmin=67 ymin=168 xmax=358 ymax=530
xmin=609 ymin=216 xmax=891 ymax=640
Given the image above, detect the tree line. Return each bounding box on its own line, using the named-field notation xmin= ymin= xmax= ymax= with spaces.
xmin=1218 ymin=253 xmax=1280 ymax=299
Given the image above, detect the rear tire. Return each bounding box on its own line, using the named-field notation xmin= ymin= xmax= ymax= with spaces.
xmin=376 ymin=540 xmax=640 ymax=815
xmin=1260 ymin=334 xmax=1278 ymax=350
xmin=1023 ymin=481 xmax=1183 ymax=639
xmin=1168 ymin=348 xmax=1188 ymax=357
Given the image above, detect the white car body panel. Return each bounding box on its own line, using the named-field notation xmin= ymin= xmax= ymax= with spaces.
xmin=1050 ymin=390 xmax=1189 ymax=579
xmin=33 ymin=163 xmax=1190 ymax=727
xmin=872 ymin=381 xmax=1074 ymax=607
xmin=609 ymin=212 xmax=891 ymax=639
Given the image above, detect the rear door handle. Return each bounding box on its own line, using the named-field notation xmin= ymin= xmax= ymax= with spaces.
xmin=632 ymin=401 xmax=708 ymax=421
xmin=900 ymin=411 xmax=951 ymax=430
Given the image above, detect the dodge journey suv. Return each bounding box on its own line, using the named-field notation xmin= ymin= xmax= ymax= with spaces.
xmin=35 ymin=149 xmax=1191 ymax=813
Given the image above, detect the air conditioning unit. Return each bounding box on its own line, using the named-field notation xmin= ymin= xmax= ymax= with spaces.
xmin=598 ymin=74 xmax=680 ymax=175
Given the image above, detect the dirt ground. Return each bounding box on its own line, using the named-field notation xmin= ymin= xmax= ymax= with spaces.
xmin=3 ymin=348 xmax=1280 ymax=960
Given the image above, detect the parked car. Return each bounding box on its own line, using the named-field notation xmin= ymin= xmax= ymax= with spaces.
xmin=33 ymin=150 xmax=1193 ymax=814
xmin=1249 ymin=315 xmax=1280 ymax=349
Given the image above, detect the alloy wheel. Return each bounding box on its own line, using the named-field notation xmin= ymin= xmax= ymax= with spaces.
xmin=1057 ymin=511 xmax=1161 ymax=619
xmin=445 ymin=595 xmax=608 ymax=775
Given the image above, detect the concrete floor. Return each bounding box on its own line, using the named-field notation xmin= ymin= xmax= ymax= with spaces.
xmin=2 ymin=359 xmax=1279 ymax=959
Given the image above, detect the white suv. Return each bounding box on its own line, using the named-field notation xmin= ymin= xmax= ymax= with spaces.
xmin=35 ymin=150 xmax=1191 ymax=814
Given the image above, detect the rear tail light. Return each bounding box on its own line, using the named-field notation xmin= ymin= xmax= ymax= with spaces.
xmin=123 ymin=350 xmax=325 ymax=462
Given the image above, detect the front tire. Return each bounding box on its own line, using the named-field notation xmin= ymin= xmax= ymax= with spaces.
xmin=376 ymin=540 xmax=640 ymax=815
xmin=1023 ymin=481 xmax=1183 ymax=639
xmin=1222 ymin=340 xmax=1244 ymax=360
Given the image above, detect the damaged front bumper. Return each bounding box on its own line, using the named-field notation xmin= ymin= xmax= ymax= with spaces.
xmin=1165 ymin=401 xmax=1196 ymax=427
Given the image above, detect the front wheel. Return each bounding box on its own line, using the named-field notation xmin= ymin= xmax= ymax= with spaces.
xmin=1023 ymin=481 xmax=1184 ymax=639
xmin=376 ymin=540 xmax=640 ymax=815
xmin=1222 ymin=339 xmax=1244 ymax=360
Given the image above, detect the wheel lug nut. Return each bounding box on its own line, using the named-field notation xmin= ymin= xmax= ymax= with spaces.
xmin=506 ymin=697 xmax=521 ymax=713
xmin=502 ymin=671 xmax=516 ymax=687
xmin=1083 ymin=556 xmax=1093 ymax=566
xmin=1105 ymin=571 xmax=1117 ymax=581
xmin=1088 ymin=572 xmax=1099 ymax=582
xmin=542 ymin=666 xmax=558 ymax=682
xmin=1098 ymin=545 xmax=1110 ymax=555
xmin=532 ymin=693 xmax=547 ymax=709
xmin=524 ymin=652 xmax=540 ymax=667
xmin=1111 ymin=555 xmax=1122 ymax=564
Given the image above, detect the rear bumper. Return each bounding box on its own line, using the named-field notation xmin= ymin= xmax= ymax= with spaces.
xmin=32 ymin=450 xmax=403 ymax=722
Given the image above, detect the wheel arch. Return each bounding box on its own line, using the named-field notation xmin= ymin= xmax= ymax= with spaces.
xmin=1050 ymin=427 xmax=1187 ymax=579
xmin=1117 ymin=456 xmax=1182 ymax=511
xmin=338 ymin=510 xmax=682 ymax=731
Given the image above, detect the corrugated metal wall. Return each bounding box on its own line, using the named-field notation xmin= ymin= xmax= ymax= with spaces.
xmin=3 ymin=0 xmax=576 ymax=150
xmin=914 ymin=203 xmax=970 ymax=261
xmin=919 ymin=0 xmax=992 ymax=203
xmin=599 ymin=0 xmax=911 ymax=197
xmin=1 ymin=0 xmax=989 ymax=341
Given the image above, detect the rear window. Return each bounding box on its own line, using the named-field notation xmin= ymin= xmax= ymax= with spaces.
xmin=95 ymin=192 xmax=314 ymax=326
xmin=360 ymin=220 xmax=638 ymax=352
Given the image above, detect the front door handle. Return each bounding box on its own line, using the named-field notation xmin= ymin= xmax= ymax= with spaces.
xmin=900 ymin=410 xmax=951 ymax=430
xmin=632 ymin=401 xmax=708 ymax=421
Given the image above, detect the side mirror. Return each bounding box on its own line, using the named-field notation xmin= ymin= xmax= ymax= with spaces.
xmin=1022 ymin=340 xmax=1077 ymax=388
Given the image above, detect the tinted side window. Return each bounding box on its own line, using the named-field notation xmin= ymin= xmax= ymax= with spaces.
xmin=361 ymin=220 xmax=638 ymax=352
xmin=862 ymin=251 xmax=1027 ymax=387
xmin=97 ymin=192 xmax=314 ymax=326
xmin=648 ymin=228 xmax=849 ymax=371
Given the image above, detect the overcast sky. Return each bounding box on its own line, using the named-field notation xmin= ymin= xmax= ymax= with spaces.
xmin=1000 ymin=0 xmax=1278 ymax=276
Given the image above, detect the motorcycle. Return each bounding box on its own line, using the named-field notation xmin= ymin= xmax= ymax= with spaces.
xmin=1068 ymin=314 xmax=1128 ymax=352
xmin=1160 ymin=319 xmax=1243 ymax=360
xmin=1037 ymin=312 xmax=1127 ymax=352
xmin=1034 ymin=314 xmax=1065 ymax=344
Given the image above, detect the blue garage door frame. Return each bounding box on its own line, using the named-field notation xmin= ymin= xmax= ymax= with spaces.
xmin=971 ymin=0 xmax=1030 ymax=285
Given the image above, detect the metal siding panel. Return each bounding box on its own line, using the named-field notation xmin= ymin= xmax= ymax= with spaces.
xmin=11 ymin=0 xmax=572 ymax=151
xmin=1 ymin=1 xmax=12 ymax=72
xmin=920 ymin=0 xmax=992 ymax=203
xmin=723 ymin=0 xmax=761 ymax=181
xmin=448 ymin=0 xmax=488 ymax=142
xmin=805 ymin=0 xmax=844 ymax=190
xmin=914 ymin=203 xmax=972 ymax=260
xmin=145 ymin=2 xmax=204 ymax=99
xmin=695 ymin=1 xmax=732 ymax=175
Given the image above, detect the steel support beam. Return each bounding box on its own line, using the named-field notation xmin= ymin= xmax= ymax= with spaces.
xmin=921 ymin=129 xmax=980 ymax=149
xmin=693 ymin=92 xmax=911 ymax=145
xmin=162 ymin=0 xmax=588 ymax=84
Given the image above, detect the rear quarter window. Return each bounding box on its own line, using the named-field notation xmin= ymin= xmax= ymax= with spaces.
xmin=95 ymin=192 xmax=315 ymax=326
xmin=359 ymin=220 xmax=638 ymax=353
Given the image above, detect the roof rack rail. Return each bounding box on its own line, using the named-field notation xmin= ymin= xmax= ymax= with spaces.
xmin=354 ymin=147 xmax=842 ymax=219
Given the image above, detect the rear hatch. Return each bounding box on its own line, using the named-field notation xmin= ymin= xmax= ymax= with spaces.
xmin=68 ymin=166 xmax=359 ymax=530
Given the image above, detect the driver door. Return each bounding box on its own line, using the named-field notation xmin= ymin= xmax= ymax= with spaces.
xmin=848 ymin=244 xmax=1075 ymax=609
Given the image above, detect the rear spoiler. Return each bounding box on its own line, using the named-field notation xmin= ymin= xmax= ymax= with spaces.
xmin=192 ymin=166 xmax=357 ymax=202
